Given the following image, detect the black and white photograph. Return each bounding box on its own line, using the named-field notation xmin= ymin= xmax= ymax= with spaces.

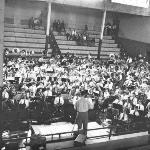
xmin=1 ymin=0 xmax=150 ymax=150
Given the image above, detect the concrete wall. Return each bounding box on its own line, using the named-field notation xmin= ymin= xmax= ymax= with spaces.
xmin=0 ymin=0 xmax=5 ymax=85
xmin=51 ymin=4 xmax=107 ymax=31
xmin=51 ymin=0 xmax=150 ymax=16
xmin=5 ymin=0 xmax=114 ymax=31
xmin=119 ymin=14 xmax=150 ymax=43
xmin=5 ymin=0 xmax=46 ymax=24
xmin=118 ymin=13 xmax=150 ymax=57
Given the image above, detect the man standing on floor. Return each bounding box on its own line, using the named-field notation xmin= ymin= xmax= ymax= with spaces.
xmin=74 ymin=91 xmax=95 ymax=135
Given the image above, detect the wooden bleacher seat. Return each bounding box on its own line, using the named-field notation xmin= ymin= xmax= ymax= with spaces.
xmin=4 ymin=27 xmax=45 ymax=34
xmin=4 ymin=37 xmax=45 ymax=43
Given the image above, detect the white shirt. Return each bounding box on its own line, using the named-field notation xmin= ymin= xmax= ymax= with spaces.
xmin=74 ymin=96 xmax=94 ymax=112
xmin=54 ymin=96 xmax=64 ymax=105
xmin=130 ymin=110 xmax=139 ymax=116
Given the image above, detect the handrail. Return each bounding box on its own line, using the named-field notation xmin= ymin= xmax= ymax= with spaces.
xmin=2 ymin=120 xmax=150 ymax=150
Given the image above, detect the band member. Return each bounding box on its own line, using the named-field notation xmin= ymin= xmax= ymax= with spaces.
xmin=74 ymin=91 xmax=95 ymax=135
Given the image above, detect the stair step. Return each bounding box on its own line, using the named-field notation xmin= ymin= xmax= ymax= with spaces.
xmin=4 ymin=42 xmax=46 ymax=49
xmin=4 ymin=32 xmax=46 ymax=39
xmin=53 ymin=29 xmax=100 ymax=36
xmin=101 ymin=47 xmax=120 ymax=51
xmin=4 ymin=27 xmax=45 ymax=34
xmin=100 ymin=55 xmax=110 ymax=59
xmin=103 ymin=36 xmax=112 ymax=40
xmin=6 ymin=53 xmax=52 ymax=58
xmin=102 ymin=43 xmax=118 ymax=48
xmin=102 ymin=39 xmax=115 ymax=44
xmin=55 ymin=35 xmax=67 ymax=40
xmin=4 ymin=23 xmax=44 ymax=30
xmin=57 ymin=40 xmax=97 ymax=47
xmin=4 ymin=47 xmax=52 ymax=53
xmin=57 ymin=40 xmax=77 ymax=45
xmin=59 ymin=45 xmax=98 ymax=51
xmin=55 ymin=35 xmax=112 ymax=41
xmin=60 ymin=49 xmax=98 ymax=55
xmin=100 ymin=51 xmax=120 ymax=55
xmin=4 ymin=37 xmax=45 ymax=44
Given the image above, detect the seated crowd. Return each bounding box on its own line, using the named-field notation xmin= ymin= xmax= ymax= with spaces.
xmin=104 ymin=19 xmax=120 ymax=40
xmin=28 ymin=17 xmax=42 ymax=29
xmin=2 ymin=50 xmax=150 ymax=128
xmin=52 ymin=20 xmax=95 ymax=47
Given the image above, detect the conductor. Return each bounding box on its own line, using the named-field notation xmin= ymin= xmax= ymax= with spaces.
xmin=74 ymin=91 xmax=95 ymax=135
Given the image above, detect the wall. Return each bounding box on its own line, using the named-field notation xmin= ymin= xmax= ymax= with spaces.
xmin=5 ymin=0 xmax=46 ymax=24
xmin=118 ymin=38 xmax=150 ymax=57
xmin=51 ymin=0 xmax=150 ymax=16
xmin=0 ymin=0 xmax=5 ymax=86
xmin=118 ymin=13 xmax=150 ymax=57
xmin=51 ymin=4 xmax=103 ymax=31
xmin=5 ymin=0 xmax=114 ymax=31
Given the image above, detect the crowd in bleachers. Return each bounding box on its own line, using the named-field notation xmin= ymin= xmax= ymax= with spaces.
xmin=104 ymin=19 xmax=120 ymax=40
xmin=2 ymin=51 xmax=150 ymax=128
xmin=52 ymin=20 xmax=95 ymax=47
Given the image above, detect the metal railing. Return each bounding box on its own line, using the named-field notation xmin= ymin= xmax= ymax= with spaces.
xmin=2 ymin=119 xmax=150 ymax=149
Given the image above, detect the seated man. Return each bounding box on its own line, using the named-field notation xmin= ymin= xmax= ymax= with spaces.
xmin=118 ymin=108 xmax=129 ymax=123
xmin=129 ymin=106 xmax=140 ymax=121
xmin=72 ymin=29 xmax=77 ymax=40
xmin=104 ymin=22 xmax=112 ymax=36
xmin=102 ymin=104 xmax=114 ymax=126
xmin=28 ymin=17 xmax=34 ymax=29
xmin=66 ymin=28 xmax=72 ymax=40
xmin=33 ymin=18 xmax=41 ymax=29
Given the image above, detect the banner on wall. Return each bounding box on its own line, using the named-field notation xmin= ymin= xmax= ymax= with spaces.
xmin=111 ymin=0 xmax=150 ymax=8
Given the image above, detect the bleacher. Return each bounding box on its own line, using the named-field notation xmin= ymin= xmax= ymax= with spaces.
xmin=4 ymin=23 xmax=52 ymax=57
xmin=53 ymin=29 xmax=120 ymax=59
xmin=3 ymin=23 xmax=120 ymax=59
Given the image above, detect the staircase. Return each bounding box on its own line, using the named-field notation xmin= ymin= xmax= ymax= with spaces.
xmin=4 ymin=24 xmax=52 ymax=57
xmin=53 ymin=29 xmax=120 ymax=59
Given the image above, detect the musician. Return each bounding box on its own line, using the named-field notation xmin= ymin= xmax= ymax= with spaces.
xmin=129 ymin=106 xmax=140 ymax=117
xmin=29 ymin=82 xmax=37 ymax=98
xmin=136 ymin=101 xmax=144 ymax=111
xmin=19 ymin=92 xmax=30 ymax=109
xmin=35 ymin=88 xmax=44 ymax=103
xmin=54 ymin=93 xmax=64 ymax=106
xmin=2 ymin=87 xmax=10 ymax=110
xmin=119 ymin=108 xmax=128 ymax=122
xmin=74 ymin=91 xmax=95 ymax=135
xmin=44 ymin=87 xmax=52 ymax=97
